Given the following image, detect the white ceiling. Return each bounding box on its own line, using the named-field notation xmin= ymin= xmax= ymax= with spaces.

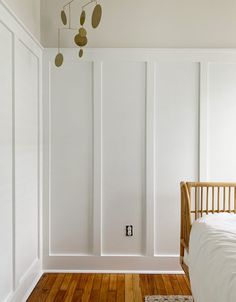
xmin=41 ymin=0 xmax=236 ymax=48
xmin=3 ymin=0 xmax=236 ymax=48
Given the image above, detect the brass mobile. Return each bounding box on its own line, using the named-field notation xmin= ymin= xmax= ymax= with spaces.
xmin=55 ymin=0 xmax=102 ymax=67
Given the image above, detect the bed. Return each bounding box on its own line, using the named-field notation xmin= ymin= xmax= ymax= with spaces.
xmin=180 ymin=182 xmax=236 ymax=302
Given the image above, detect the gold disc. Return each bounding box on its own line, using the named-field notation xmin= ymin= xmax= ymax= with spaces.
xmin=74 ymin=34 xmax=88 ymax=47
xmin=61 ymin=10 xmax=67 ymax=25
xmin=79 ymin=49 xmax=84 ymax=58
xmin=79 ymin=27 xmax=87 ymax=37
xmin=55 ymin=53 xmax=63 ymax=67
xmin=92 ymin=4 xmax=102 ymax=28
xmin=80 ymin=10 xmax=86 ymax=26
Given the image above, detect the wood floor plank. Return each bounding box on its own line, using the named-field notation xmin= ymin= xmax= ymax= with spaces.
xmin=116 ymin=274 xmax=125 ymax=302
xmin=177 ymin=275 xmax=191 ymax=295
xmin=109 ymin=274 xmax=117 ymax=291
xmin=169 ymin=275 xmax=183 ymax=295
xmin=72 ymin=290 xmax=83 ymax=302
xmin=82 ymin=274 xmax=94 ymax=302
xmin=147 ymin=274 xmax=156 ymax=295
xmin=35 ymin=274 xmax=50 ymax=289
xmin=139 ymin=274 xmax=150 ymax=298
xmin=64 ymin=275 xmax=78 ymax=302
xmin=90 ymin=274 xmax=103 ymax=302
xmin=107 ymin=291 xmax=116 ymax=302
xmin=54 ymin=290 xmax=67 ymax=302
xmin=92 ymin=274 xmax=103 ymax=290
xmin=60 ymin=274 xmax=73 ymax=291
xmin=99 ymin=274 xmax=110 ymax=302
xmin=183 ymin=275 xmax=192 ymax=293
xmin=44 ymin=274 xmax=58 ymax=290
xmin=28 ymin=273 xmax=192 ymax=302
xmin=90 ymin=289 xmax=100 ymax=302
xmin=27 ymin=274 xmax=50 ymax=302
xmin=125 ymin=274 xmax=134 ymax=302
xmin=132 ymin=274 xmax=142 ymax=302
xmin=154 ymin=275 xmax=167 ymax=295
xmin=45 ymin=274 xmax=66 ymax=302
xmin=162 ymin=275 xmax=174 ymax=295
xmin=78 ymin=274 xmax=88 ymax=290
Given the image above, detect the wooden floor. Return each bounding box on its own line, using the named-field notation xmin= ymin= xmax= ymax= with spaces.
xmin=27 ymin=273 xmax=191 ymax=302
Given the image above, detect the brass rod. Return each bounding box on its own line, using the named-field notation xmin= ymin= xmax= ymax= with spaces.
xmin=63 ymin=0 xmax=75 ymax=9
xmin=69 ymin=3 xmax=71 ymax=29
xmin=57 ymin=28 xmax=60 ymax=52
xmin=60 ymin=27 xmax=78 ymax=31
xmin=82 ymin=0 xmax=96 ymax=9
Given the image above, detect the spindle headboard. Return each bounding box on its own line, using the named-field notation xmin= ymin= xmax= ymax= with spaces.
xmin=180 ymin=182 xmax=236 ymax=277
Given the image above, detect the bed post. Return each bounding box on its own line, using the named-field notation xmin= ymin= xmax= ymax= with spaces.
xmin=180 ymin=182 xmax=192 ymax=278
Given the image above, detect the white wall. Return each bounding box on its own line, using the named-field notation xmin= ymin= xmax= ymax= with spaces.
xmin=0 ymin=3 xmax=42 ymax=301
xmin=208 ymin=63 xmax=236 ymax=181
xmin=0 ymin=15 xmax=13 ymax=302
xmin=102 ymin=61 xmax=146 ymax=255
xmin=155 ymin=62 xmax=199 ymax=255
xmin=1 ymin=0 xmax=40 ymax=41
xmin=41 ymin=0 xmax=236 ymax=48
xmin=43 ymin=48 xmax=236 ymax=272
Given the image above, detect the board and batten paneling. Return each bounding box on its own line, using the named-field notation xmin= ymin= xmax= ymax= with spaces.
xmin=43 ymin=49 xmax=236 ymax=272
xmin=50 ymin=61 xmax=93 ymax=255
xmin=0 ymin=2 xmax=42 ymax=301
xmin=208 ymin=63 xmax=236 ymax=181
xmin=102 ymin=61 xmax=146 ymax=255
xmin=0 ymin=21 xmax=13 ymax=302
xmin=155 ymin=62 xmax=199 ymax=255
xmin=15 ymin=39 xmax=39 ymax=285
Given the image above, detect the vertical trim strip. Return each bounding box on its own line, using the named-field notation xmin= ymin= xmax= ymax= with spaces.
xmin=93 ymin=61 xmax=103 ymax=255
xmin=48 ymin=62 xmax=52 ymax=255
xmin=37 ymin=53 xmax=42 ymax=262
xmin=12 ymin=33 xmax=16 ymax=292
xmin=199 ymin=62 xmax=209 ymax=181
xmin=146 ymin=61 xmax=156 ymax=256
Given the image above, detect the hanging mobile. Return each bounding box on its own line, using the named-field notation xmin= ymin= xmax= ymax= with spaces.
xmin=55 ymin=0 xmax=103 ymax=67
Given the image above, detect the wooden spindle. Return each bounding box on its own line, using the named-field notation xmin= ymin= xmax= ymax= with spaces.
xmin=195 ymin=187 xmax=197 ymax=220
xmin=235 ymin=187 xmax=236 ymax=214
xmin=201 ymin=187 xmax=203 ymax=217
xmin=212 ymin=187 xmax=214 ymax=213
xmin=217 ymin=187 xmax=220 ymax=213
xmin=223 ymin=187 xmax=226 ymax=211
xmin=229 ymin=187 xmax=231 ymax=212
xmin=206 ymin=187 xmax=209 ymax=214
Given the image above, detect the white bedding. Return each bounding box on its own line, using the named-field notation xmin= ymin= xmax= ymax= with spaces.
xmin=189 ymin=213 xmax=236 ymax=302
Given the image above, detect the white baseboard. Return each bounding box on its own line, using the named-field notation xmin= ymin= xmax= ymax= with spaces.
xmin=43 ymin=269 xmax=184 ymax=274
xmin=43 ymin=255 xmax=182 ymax=272
xmin=6 ymin=260 xmax=42 ymax=302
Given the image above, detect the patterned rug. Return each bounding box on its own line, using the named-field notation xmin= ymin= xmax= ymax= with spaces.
xmin=145 ymin=296 xmax=193 ymax=302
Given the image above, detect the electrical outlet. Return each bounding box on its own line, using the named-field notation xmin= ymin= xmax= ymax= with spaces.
xmin=126 ymin=225 xmax=133 ymax=237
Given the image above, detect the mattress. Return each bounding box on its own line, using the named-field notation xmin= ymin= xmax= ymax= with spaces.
xmin=189 ymin=213 xmax=236 ymax=302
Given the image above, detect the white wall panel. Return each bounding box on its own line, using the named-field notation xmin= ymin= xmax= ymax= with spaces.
xmin=0 ymin=2 xmax=42 ymax=301
xmin=15 ymin=39 xmax=39 ymax=283
xmin=208 ymin=63 xmax=236 ymax=181
xmin=44 ymin=49 xmax=236 ymax=272
xmin=155 ymin=62 xmax=199 ymax=255
xmin=102 ymin=61 xmax=146 ymax=255
xmin=50 ymin=61 xmax=93 ymax=254
xmin=0 ymin=22 xmax=13 ymax=302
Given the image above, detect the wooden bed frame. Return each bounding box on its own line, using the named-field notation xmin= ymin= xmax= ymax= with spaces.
xmin=180 ymin=182 xmax=236 ymax=278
